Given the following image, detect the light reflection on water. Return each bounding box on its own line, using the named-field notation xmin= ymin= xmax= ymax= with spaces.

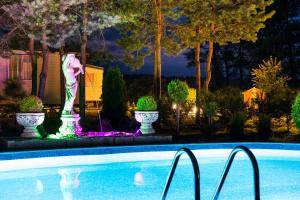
xmin=0 ymin=150 xmax=300 ymax=200
xmin=58 ymin=168 xmax=81 ymax=200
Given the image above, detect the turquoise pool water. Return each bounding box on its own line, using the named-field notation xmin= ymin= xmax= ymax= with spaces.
xmin=0 ymin=143 xmax=300 ymax=200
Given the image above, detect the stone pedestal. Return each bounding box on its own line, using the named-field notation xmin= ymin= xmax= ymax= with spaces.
xmin=58 ymin=114 xmax=82 ymax=137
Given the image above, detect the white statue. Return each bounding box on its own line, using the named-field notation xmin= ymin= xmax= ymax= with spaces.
xmin=61 ymin=54 xmax=84 ymax=115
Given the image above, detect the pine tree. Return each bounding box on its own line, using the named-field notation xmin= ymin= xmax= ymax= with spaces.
xmin=118 ymin=0 xmax=181 ymax=99
xmin=180 ymin=0 xmax=275 ymax=91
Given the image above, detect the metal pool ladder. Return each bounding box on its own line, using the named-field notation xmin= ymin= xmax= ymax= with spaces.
xmin=160 ymin=146 xmax=260 ymax=200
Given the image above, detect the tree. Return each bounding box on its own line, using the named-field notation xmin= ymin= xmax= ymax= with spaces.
xmin=118 ymin=0 xmax=180 ymax=99
xmin=173 ymin=0 xmax=211 ymax=122
xmin=167 ymin=80 xmax=189 ymax=134
xmin=2 ymin=0 xmax=129 ymax=121
xmin=251 ymin=57 xmax=288 ymax=94
xmin=1 ymin=0 xmax=83 ymax=99
xmin=253 ymin=0 xmax=300 ymax=85
xmin=102 ymin=68 xmax=127 ymax=129
xmin=181 ymin=0 xmax=275 ymax=91
xmin=69 ymin=0 xmax=129 ymax=121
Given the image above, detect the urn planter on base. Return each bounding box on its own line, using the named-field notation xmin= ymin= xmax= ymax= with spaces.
xmin=135 ymin=95 xmax=158 ymax=135
xmin=135 ymin=111 xmax=159 ymax=134
xmin=16 ymin=95 xmax=44 ymax=138
xmin=16 ymin=113 xmax=45 ymax=138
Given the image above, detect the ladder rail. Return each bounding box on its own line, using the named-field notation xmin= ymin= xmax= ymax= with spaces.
xmin=212 ymin=146 xmax=260 ymax=200
xmin=161 ymin=148 xmax=201 ymax=200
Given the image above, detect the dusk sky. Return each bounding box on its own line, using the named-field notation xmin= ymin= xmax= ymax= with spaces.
xmin=89 ymin=28 xmax=199 ymax=77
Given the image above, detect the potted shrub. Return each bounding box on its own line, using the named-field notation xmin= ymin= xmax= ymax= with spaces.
xmin=135 ymin=96 xmax=158 ymax=134
xmin=16 ymin=95 xmax=45 ymax=138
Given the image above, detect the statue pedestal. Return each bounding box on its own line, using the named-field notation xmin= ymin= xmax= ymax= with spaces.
xmin=58 ymin=114 xmax=82 ymax=137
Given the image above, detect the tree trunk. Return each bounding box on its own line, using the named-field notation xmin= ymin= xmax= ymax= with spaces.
xmin=80 ymin=2 xmax=88 ymax=122
xmin=154 ymin=0 xmax=162 ymax=99
xmin=59 ymin=45 xmax=65 ymax=111
xmin=204 ymin=41 xmax=213 ymax=92
xmin=153 ymin=44 xmax=157 ymax=96
xmin=29 ymin=37 xmax=37 ymax=95
xmin=176 ymin=104 xmax=180 ymax=135
xmin=195 ymin=37 xmax=201 ymax=123
xmin=224 ymin=46 xmax=230 ymax=85
xmin=238 ymin=44 xmax=244 ymax=88
xmin=38 ymin=32 xmax=49 ymax=99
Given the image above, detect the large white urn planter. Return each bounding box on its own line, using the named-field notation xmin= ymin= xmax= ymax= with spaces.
xmin=16 ymin=113 xmax=45 ymax=138
xmin=135 ymin=111 xmax=159 ymax=134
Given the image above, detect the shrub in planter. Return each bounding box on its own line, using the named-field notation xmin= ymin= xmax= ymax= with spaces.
xmin=257 ymin=114 xmax=272 ymax=140
xmin=16 ymin=95 xmax=45 ymax=138
xmin=136 ymin=96 xmax=157 ymax=111
xmin=229 ymin=112 xmax=246 ymax=139
xmin=135 ymin=96 xmax=158 ymax=134
xmin=19 ymin=95 xmax=43 ymax=113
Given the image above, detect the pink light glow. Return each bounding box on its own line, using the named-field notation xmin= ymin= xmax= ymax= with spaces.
xmin=76 ymin=130 xmax=141 ymax=137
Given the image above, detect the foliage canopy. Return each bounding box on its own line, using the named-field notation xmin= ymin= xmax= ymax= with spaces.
xmin=167 ymin=80 xmax=189 ymax=104
xmin=136 ymin=96 xmax=157 ymax=111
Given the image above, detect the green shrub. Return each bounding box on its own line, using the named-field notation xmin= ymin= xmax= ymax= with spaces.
xmin=136 ymin=96 xmax=157 ymax=111
xmin=257 ymin=114 xmax=272 ymax=139
xmin=215 ymin=87 xmax=244 ymax=122
xmin=102 ymin=67 xmax=127 ymax=129
xmin=292 ymin=93 xmax=300 ymax=131
xmin=167 ymin=80 xmax=189 ymax=104
xmin=19 ymin=95 xmax=43 ymax=113
xmin=4 ymin=78 xmax=26 ymax=97
xmin=229 ymin=112 xmax=246 ymax=139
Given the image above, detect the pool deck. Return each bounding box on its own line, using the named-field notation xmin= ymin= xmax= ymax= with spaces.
xmin=0 ymin=134 xmax=173 ymax=152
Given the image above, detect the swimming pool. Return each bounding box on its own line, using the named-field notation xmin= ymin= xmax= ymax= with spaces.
xmin=0 ymin=143 xmax=299 ymax=200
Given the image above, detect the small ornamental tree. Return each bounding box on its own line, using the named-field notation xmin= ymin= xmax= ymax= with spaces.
xmin=102 ymin=67 xmax=127 ymax=130
xmin=292 ymin=94 xmax=300 ymax=132
xmin=167 ymin=80 xmax=189 ymax=134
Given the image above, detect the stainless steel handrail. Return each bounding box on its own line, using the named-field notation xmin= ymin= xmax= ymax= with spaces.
xmin=212 ymin=146 xmax=260 ymax=200
xmin=161 ymin=148 xmax=200 ymax=200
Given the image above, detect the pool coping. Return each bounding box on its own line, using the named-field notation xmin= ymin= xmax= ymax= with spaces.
xmin=0 ymin=142 xmax=300 ymax=160
xmin=0 ymin=134 xmax=173 ymax=152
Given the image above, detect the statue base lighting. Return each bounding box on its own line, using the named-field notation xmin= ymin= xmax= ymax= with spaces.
xmin=58 ymin=113 xmax=82 ymax=137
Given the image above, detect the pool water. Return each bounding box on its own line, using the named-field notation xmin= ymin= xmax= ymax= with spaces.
xmin=0 ymin=147 xmax=300 ymax=200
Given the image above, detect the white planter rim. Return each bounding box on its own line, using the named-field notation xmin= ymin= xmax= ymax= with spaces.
xmin=16 ymin=113 xmax=45 ymax=116
xmin=135 ymin=111 xmax=159 ymax=114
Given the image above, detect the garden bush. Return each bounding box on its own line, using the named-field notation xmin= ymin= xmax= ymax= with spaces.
xmin=199 ymin=91 xmax=219 ymax=125
xmin=102 ymin=67 xmax=127 ymax=129
xmin=215 ymin=87 xmax=244 ymax=122
xmin=136 ymin=96 xmax=157 ymax=111
xmin=292 ymin=93 xmax=300 ymax=132
xmin=19 ymin=95 xmax=43 ymax=113
xmin=257 ymin=114 xmax=272 ymax=140
xmin=4 ymin=78 xmax=26 ymax=97
xmin=157 ymin=95 xmax=175 ymax=127
xmin=229 ymin=112 xmax=246 ymax=139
